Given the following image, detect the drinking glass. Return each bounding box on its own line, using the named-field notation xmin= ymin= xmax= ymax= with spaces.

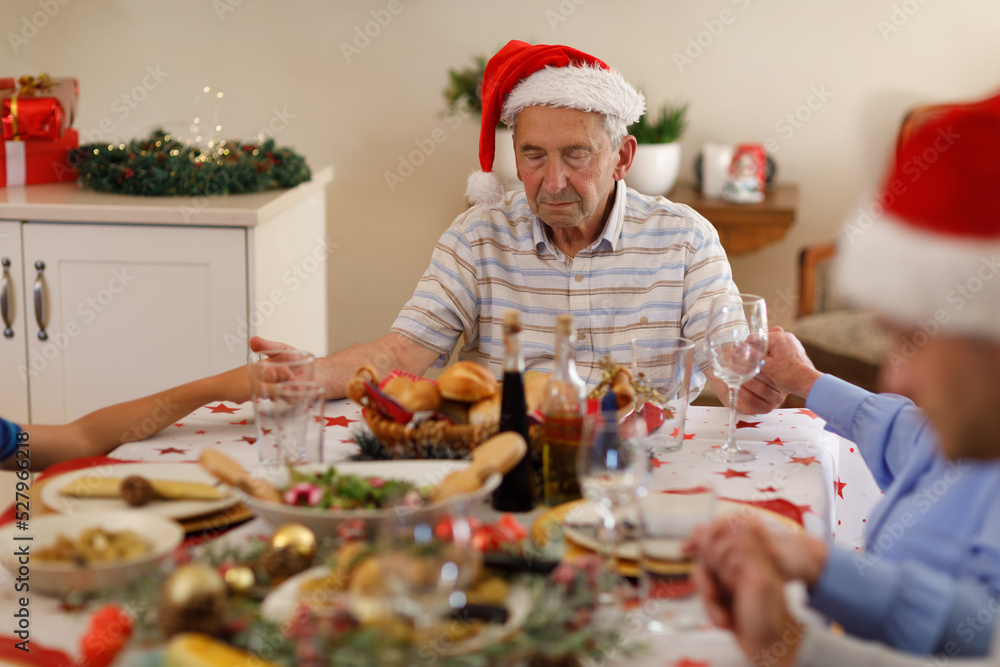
xmin=630 ymin=338 xmax=694 ymax=454
xmin=276 ymin=380 xmax=326 ymax=465
xmin=704 ymin=294 xmax=768 ymax=463
xmin=379 ymin=501 xmax=481 ymax=634
xmin=249 ymin=349 xmax=315 ymax=469
xmin=639 ymin=487 xmax=716 ymax=634
xmin=576 ymin=411 xmax=649 ymax=594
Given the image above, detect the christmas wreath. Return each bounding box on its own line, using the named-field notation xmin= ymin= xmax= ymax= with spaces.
xmin=70 ymin=128 xmax=311 ymax=196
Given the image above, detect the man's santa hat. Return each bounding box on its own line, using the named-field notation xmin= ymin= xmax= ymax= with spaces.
xmin=836 ymin=90 xmax=1000 ymax=338
xmin=465 ymin=40 xmax=645 ymax=206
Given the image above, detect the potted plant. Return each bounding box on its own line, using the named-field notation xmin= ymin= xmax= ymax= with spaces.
xmin=627 ymin=102 xmax=688 ymax=196
xmin=444 ymin=52 xmax=519 ymax=188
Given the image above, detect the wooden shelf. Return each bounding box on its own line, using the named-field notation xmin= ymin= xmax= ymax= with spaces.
xmin=669 ymin=181 xmax=799 ymax=255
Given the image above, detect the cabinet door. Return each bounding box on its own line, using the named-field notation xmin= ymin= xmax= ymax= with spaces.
xmin=0 ymin=222 xmax=28 ymax=424
xmin=23 ymin=223 xmax=247 ymax=423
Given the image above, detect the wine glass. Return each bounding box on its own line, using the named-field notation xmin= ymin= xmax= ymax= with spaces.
xmin=379 ymin=501 xmax=481 ymax=634
xmin=704 ymin=293 xmax=768 ymax=463
xmin=576 ymin=411 xmax=649 ymax=599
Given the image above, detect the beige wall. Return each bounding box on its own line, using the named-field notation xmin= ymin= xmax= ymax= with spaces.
xmin=8 ymin=0 xmax=1000 ymax=354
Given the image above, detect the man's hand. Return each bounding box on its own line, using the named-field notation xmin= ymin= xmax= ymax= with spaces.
xmin=758 ymin=328 xmax=823 ymax=399
xmin=692 ymin=517 xmax=805 ymax=667
xmin=705 ymin=364 xmax=786 ymax=414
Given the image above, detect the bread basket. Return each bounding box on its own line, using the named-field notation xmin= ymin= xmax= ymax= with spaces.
xmin=346 ymin=365 xmax=499 ymax=458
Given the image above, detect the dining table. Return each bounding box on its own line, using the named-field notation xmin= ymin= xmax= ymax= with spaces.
xmin=0 ymin=397 xmax=881 ymax=667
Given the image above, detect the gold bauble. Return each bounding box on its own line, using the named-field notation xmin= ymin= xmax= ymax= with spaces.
xmin=269 ymin=523 xmax=318 ymax=561
xmin=165 ymin=563 xmax=226 ymax=606
xmin=159 ymin=563 xmax=227 ymax=638
xmin=223 ymin=565 xmax=256 ymax=594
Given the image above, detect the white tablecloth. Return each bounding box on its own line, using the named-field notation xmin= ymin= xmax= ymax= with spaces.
xmin=0 ymin=400 xmax=859 ymax=666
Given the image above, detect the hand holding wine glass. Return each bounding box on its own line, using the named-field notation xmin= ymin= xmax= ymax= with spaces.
xmin=705 ymin=293 xmax=768 ymax=463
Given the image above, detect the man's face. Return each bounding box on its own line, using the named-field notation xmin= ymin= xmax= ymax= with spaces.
xmin=879 ymin=324 xmax=1000 ymax=460
xmin=513 ymin=106 xmax=631 ymax=231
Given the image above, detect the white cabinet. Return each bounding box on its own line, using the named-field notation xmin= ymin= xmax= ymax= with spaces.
xmin=0 ymin=167 xmax=332 ymax=424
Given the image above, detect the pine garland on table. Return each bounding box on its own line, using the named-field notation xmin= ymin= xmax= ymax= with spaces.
xmin=70 ymin=128 xmax=311 ymax=196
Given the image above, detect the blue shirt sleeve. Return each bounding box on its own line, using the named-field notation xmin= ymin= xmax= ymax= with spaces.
xmin=806 ymin=373 xmax=934 ymax=490
xmin=806 ymin=374 xmax=1000 ymax=656
xmin=0 ymin=417 xmax=21 ymax=461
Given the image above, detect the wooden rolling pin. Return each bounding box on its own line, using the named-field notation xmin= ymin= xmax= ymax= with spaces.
xmin=199 ymin=449 xmax=284 ymax=503
xmin=429 ymin=432 xmax=527 ymax=503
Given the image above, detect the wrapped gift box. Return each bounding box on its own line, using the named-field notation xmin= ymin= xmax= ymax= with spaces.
xmin=0 ymin=129 xmax=78 ymax=186
xmin=0 ymin=74 xmax=78 ymax=141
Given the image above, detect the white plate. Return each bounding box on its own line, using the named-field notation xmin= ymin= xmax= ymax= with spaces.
xmin=246 ymin=460 xmax=501 ymax=540
xmin=42 ymin=462 xmax=237 ymax=520
xmin=0 ymin=510 xmax=183 ymax=596
xmin=562 ymin=497 xmax=799 ymax=561
xmin=261 ymin=565 xmax=531 ymax=656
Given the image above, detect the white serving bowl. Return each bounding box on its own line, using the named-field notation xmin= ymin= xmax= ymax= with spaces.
xmin=0 ymin=510 xmax=184 ymax=596
xmin=246 ymin=460 xmax=501 ymax=540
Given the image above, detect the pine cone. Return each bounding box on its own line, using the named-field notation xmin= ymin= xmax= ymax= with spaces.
xmin=261 ymin=545 xmax=313 ymax=583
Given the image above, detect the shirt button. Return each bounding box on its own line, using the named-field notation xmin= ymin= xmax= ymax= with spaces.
xmin=575 ymin=274 xmax=583 ymax=282
xmin=640 ymin=316 xmax=648 ymax=325
xmin=577 ymin=332 xmax=586 ymax=342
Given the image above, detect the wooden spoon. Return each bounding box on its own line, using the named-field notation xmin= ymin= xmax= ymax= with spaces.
xmin=199 ymin=449 xmax=284 ymax=503
xmin=429 ymin=432 xmax=527 ymax=503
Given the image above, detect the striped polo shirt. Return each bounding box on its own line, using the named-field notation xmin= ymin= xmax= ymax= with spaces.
xmin=391 ymin=180 xmax=738 ymax=395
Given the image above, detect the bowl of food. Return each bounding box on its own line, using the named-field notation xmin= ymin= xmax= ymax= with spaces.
xmin=245 ymin=460 xmax=502 ymax=540
xmin=0 ymin=510 xmax=184 ymax=596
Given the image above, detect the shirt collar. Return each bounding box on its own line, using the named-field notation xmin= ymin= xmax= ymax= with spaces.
xmin=532 ymin=180 xmax=627 ymax=256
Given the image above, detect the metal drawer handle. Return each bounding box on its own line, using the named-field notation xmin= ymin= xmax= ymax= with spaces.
xmin=1 ymin=258 xmax=12 ymax=339
xmin=33 ymin=260 xmax=48 ymax=341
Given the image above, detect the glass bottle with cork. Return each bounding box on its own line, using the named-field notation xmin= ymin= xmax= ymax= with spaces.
xmin=491 ymin=310 xmax=536 ymax=512
xmin=540 ymin=314 xmax=586 ymax=507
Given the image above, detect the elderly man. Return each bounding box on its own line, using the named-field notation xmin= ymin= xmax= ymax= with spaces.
xmin=693 ymin=91 xmax=1000 ymax=665
xmin=254 ymin=40 xmax=783 ymax=413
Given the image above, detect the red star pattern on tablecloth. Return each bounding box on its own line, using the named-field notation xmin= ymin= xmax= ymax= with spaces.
xmin=324 ymin=415 xmax=357 ymax=428
xmin=651 ymin=457 xmax=671 ymax=468
xmin=669 ymin=428 xmax=697 ymax=439
xmin=835 ymin=477 xmax=847 ymax=499
xmin=796 ymin=408 xmax=819 ymax=419
xmin=759 ymin=485 xmax=778 ymax=493
xmin=156 ymin=447 xmax=187 ymax=455
xmin=207 ymin=403 xmax=239 ymax=414
xmin=736 ymin=420 xmax=760 ymax=429
xmin=174 ymin=423 xmax=183 ymax=428
xmin=240 ymin=436 xmax=257 ymax=445
xmin=230 ymin=419 xmax=248 ymax=425
xmin=790 ymin=456 xmax=819 ymax=466
xmin=195 ymin=430 xmax=206 ymax=435
xmin=766 ymin=437 xmax=786 ymax=446
xmin=673 ymin=658 xmax=711 ymax=667
xmin=717 ymin=468 xmax=750 ymax=479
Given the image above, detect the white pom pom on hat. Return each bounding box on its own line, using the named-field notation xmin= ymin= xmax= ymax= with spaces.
xmin=466 ymin=40 xmax=645 ymax=206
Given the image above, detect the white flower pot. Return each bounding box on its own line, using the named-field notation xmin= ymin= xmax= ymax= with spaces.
xmin=493 ymin=127 xmax=519 ymax=190
xmin=627 ymin=142 xmax=682 ymax=197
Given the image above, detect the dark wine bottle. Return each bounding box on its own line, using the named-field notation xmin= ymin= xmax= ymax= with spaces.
xmin=491 ymin=310 xmax=536 ymax=512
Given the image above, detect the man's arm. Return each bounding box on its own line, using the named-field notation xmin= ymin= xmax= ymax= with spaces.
xmin=250 ymin=332 xmax=442 ymax=400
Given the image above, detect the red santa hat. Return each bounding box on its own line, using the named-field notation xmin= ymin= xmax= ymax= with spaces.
xmin=836 ymin=90 xmax=1000 ymax=338
xmin=465 ymin=40 xmax=645 ymax=206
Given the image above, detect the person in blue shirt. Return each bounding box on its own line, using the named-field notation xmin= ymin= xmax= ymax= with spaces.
xmin=1 ymin=366 xmax=248 ymax=471
xmin=741 ymin=329 xmax=1000 ymax=657
xmin=692 ymin=90 xmax=1000 ymax=665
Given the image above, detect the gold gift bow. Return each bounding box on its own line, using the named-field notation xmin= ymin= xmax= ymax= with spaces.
xmin=8 ymin=72 xmax=54 ymax=141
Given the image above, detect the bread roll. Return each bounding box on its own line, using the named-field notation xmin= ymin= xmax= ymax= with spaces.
xmin=438 ymin=361 xmax=498 ymax=402
xmin=381 ymin=376 xmax=441 ymax=412
xmin=468 ymin=393 xmax=500 ymax=425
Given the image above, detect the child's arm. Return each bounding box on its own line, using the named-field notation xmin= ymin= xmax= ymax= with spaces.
xmin=5 ymin=366 xmax=249 ymax=471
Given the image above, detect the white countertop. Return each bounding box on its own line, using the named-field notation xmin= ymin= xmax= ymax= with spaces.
xmin=0 ymin=165 xmax=333 ymax=227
